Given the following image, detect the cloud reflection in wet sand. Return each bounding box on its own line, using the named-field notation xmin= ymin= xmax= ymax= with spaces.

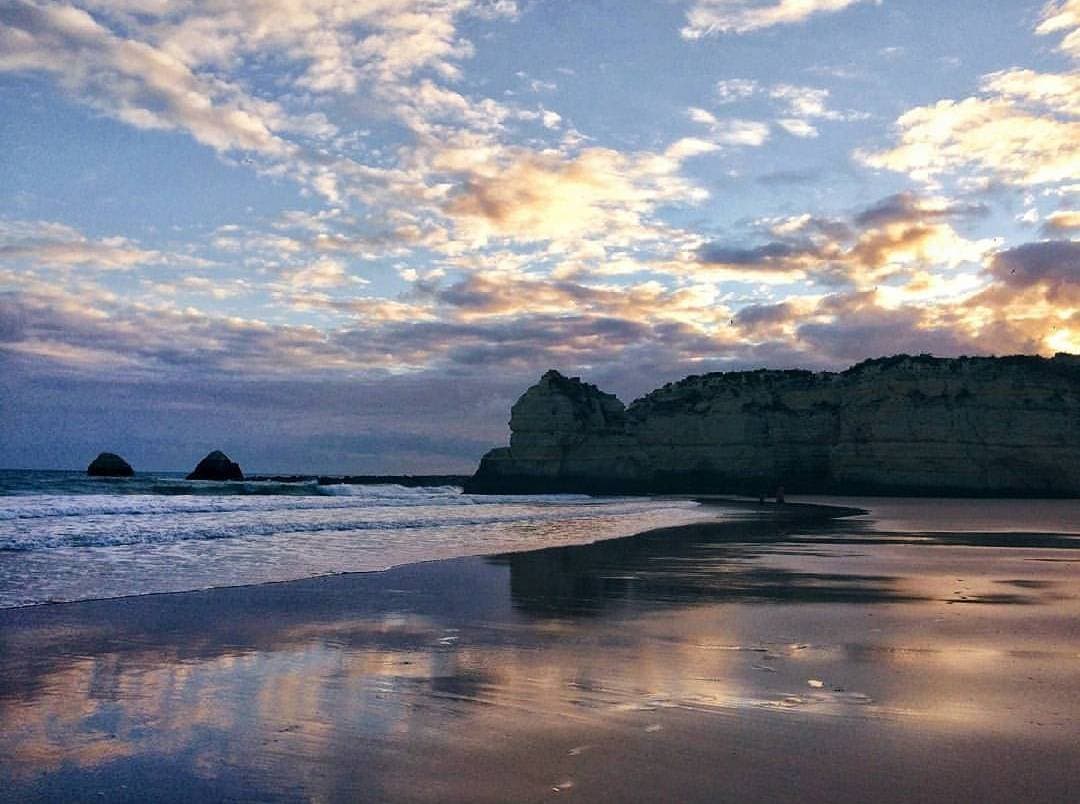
xmin=1 ymin=503 xmax=1079 ymax=802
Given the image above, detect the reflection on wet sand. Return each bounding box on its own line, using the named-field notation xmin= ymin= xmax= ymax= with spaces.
xmin=1 ymin=502 xmax=1079 ymax=802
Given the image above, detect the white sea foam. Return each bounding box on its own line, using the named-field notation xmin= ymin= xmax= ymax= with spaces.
xmin=0 ymin=474 xmax=716 ymax=608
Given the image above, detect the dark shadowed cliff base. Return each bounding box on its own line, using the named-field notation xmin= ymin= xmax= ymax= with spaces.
xmin=2 ymin=498 xmax=1079 ymax=803
xmin=465 ymin=354 xmax=1080 ymax=497
xmin=467 ymin=470 xmax=1080 ymax=497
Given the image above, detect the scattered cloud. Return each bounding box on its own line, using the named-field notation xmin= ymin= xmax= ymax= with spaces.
xmin=982 ymin=68 xmax=1080 ymax=117
xmin=1043 ymin=209 xmax=1080 ymax=233
xmin=2 ymin=1 xmax=1077 ymax=471
xmin=694 ymin=192 xmax=995 ymax=288
xmin=0 ymin=1 xmax=298 ymax=157
xmin=768 ymin=84 xmax=843 ymax=120
xmin=285 ymin=258 xmax=359 ymax=290
xmin=777 ymin=118 xmax=819 ymax=138
xmin=862 ymin=11 xmax=1080 ymax=189
xmin=988 ymin=239 xmax=1080 ymax=294
xmin=1037 ymin=0 xmax=1080 ymax=59
xmin=714 ymin=78 xmax=759 ymax=103
xmin=861 ymin=92 xmax=1079 ymax=188
xmin=0 ymin=220 xmax=160 ymax=269
xmin=708 ymin=78 xmax=863 ymax=136
xmin=441 ymin=143 xmax=714 ymax=246
xmin=682 ymin=0 xmax=875 ymax=38
xmin=687 ymin=113 xmax=771 ymax=146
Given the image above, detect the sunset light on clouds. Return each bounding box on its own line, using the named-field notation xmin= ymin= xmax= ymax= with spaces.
xmin=1 ymin=0 xmax=1078 ymax=472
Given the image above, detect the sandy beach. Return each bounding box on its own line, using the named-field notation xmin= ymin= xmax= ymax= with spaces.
xmin=1 ymin=498 xmax=1078 ymax=802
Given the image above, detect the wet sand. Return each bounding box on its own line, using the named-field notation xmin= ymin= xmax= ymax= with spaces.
xmin=1 ymin=499 xmax=1079 ymax=802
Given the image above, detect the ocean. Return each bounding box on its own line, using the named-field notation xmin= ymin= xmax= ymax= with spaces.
xmin=0 ymin=470 xmax=713 ymax=609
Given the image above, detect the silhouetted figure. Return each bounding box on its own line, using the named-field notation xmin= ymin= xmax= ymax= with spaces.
xmin=775 ymin=486 xmax=785 ymax=504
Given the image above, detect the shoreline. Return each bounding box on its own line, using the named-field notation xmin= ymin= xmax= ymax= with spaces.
xmin=689 ymin=495 xmax=869 ymax=519
xmin=7 ymin=494 xmax=1080 ymax=613
xmin=0 ymin=496 xmax=865 ymax=614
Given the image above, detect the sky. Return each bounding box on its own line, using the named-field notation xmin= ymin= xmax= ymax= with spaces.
xmin=1 ymin=0 xmax=1078 ymax=473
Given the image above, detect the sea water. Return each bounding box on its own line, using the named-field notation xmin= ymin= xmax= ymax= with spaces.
xmin=0 ymin=470 xmax=714 ymax=608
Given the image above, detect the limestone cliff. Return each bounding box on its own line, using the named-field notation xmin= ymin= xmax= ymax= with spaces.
xmin=465 ymin=354 xmax=1080 ymax=497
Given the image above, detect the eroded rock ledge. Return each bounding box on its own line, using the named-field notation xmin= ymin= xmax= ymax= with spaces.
xmin=465 ymin=354 xmax=1080 ymax=497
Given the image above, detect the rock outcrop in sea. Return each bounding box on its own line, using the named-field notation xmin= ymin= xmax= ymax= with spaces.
xmin=187 ymin=450 xmax=244 ymax=481
xmin=86 ymin=452 xmax=134 ymax=477
xmin=465 ymin=354 xmax=1080 ymax=497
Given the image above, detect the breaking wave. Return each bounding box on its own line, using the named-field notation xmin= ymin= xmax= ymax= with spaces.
xmin=0 ymin=471 xmax=715 ymax=607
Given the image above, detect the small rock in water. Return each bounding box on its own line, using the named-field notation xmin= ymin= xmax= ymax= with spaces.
xmin=186 ymin=450 xmax=243 ymax=481
xmin=87 ymin=452 xmax=134 ymax=477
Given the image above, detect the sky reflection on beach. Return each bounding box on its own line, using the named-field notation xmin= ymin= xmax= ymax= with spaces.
xmin=2 ymin=502 xmax=1079 ymax=802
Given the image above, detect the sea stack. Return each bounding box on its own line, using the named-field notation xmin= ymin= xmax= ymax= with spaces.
xmin=86 ymin=452 xmax=135 ymax=477
xmin=187 ymin=450 xmax=244 ymax=481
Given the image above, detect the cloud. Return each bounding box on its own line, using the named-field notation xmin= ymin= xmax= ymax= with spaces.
xmin=731 ymin=299 xmax=814 ymax=339
xmin=982 ymin=69 xmax=1080 ymax=117
xmin=768 ymin=84 xmax=842 ymax=119
xmin=440 ymin=144 xmax=712 ymax=246
xmin=284 ymin=258 xmax=360 ymax=290
xmin=852 ymin=192 xmax=988 ymax=227
xmin=711 ymin=119 xmax=771 ymax=146
xmin=4 ymin=1 xmax=1078 ymax=475
xmin=707 ymin=79 xmax=862 ymax=136
xmin=1 ymin=258 xmax=733 ymax=383
xmin=3 ymin=226 xmax=1075 ymax=474
xmin=714 ymin=78 xmax=759 ymax=103
xmin=686 ymin=110 xmax=771 ymax=146
xmin=1043 ymin=210 xmax=1080 ymax=233
xmin=697 ymin=241 xmax=817 ymax=279
xmin=861 ymin=96 xmax=1080 ymax=188
xmin=0 ymin=0 xmax=526 ymax=207
xmin=1 ymin=359 xmax=521 ymax=472
xmin=963 ymin=240 xmax=1080 ymax=353
xmin=795 ymin=294 xmax=977 ymax=363
xmin=138 ymin=0 xmax=517 ymax=91
xmin=861 ymin=13 xmax=1080 ymax=189
xmin=693 ymin=192 xmax=995 ymax=287
xmin=419 ymin=273 xmax=728 ymax=331
xmin=681 ymin=0 xmax=875 ymax=38
xmin=0 ymin=1 xmax=735 ymax=283
xmin=777 ymin=118 xmax=819 ymax=138
xmin=0 ymin=1 xmax=296 ymax=156
xmin=0 ymin=220 xmax=160 ymax=269
xmin=988 ymin=240 xmax=1080 ymax=292
xmin=1037 ymin=0 xmax=1080 ymax=58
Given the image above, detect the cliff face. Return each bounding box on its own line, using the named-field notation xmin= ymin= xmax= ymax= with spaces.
xmin=465 ymin=354 xmax=1080 ymax=496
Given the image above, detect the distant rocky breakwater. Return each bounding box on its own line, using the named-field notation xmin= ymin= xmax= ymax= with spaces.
xmin=465 ymin=354 xmax=1080 ymax=497
xmin=247 ymin=474 xmax=472 ymax=487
